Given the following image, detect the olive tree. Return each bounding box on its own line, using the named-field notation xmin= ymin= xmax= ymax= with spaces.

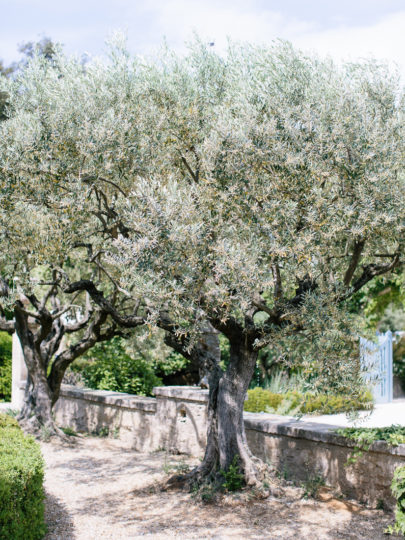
xmin=1 ymin=39 xmax=403 ymax=481
xmin=107 ymin=41 xmax=404 ymax=485
xmin=0 ymin=202 xmax=141 ymax=436
xmin=0 ymin=197 xmax=220 ymax=436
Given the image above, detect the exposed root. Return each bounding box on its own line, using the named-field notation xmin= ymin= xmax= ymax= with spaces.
xmin=166 ymin=460 xmax=219 ymax=491
xmin=18 ymin=414 xmax=72 ymax=443
xmin=166 ymin=451 xmax=284 ymax=504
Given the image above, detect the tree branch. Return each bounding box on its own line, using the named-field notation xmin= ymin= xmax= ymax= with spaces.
xmin=344 ymin=255 xmax=402 ymax=299
xmin=180 ymin=154 xmax=199 ymax=183
xmin=64 ymin=280 xmax=144 ymax=328
xmin=82 ymin=175 xmax=128 ymax=197
xmin=343 ymin=238 xmax=366 ymax=287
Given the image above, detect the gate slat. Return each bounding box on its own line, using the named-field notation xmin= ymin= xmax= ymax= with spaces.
xmin=360 ymin=331 xmax=393 ymax=403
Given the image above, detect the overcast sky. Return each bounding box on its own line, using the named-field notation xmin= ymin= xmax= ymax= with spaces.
xmin=2 ymin=0 xmax=405 ymax=73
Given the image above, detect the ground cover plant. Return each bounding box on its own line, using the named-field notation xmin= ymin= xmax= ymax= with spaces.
xmin=337 ymin=426 xmax=405 ymax=535
xmin=388 ymin=464 xmax=405 ymax=535
xmin=336 ymin=425 xmax=405 ymax=464
xmin=0 ymin=413 xmax=45 ymax=539
xmin=0 ymin=36 xmax=403 ymax=488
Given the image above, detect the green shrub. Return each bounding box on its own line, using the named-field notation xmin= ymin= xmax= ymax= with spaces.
xmin=388 ymin=465 xmax=405 ymax=535
xmin=80 ymin=337 xmax=162 ymax=396
xmin=244 ymin=387 xmax=284 ymax=413
xmin=221 ymin=456 xmax=245 ymax=492
xmin=0 ymin=414 xmax=19 ymax=429
xmin=244 ymin=387 xmax=372 ymax=415
xmin=0 ymin=413 xmax=45 ymax=539
xmin=0 ymin=332 xmax=12 ymax=402
xmin=151 ymin=350 xmax=190 ymax=378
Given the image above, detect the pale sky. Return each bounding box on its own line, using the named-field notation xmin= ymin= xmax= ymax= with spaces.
xmin=1 ymin=0 xmax=405 ymax=73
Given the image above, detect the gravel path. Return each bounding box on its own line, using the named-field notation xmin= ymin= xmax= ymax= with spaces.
xmin=41 ymin=436 xmax=400 ymax=539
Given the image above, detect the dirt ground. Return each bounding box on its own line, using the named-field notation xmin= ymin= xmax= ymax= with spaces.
xmin=41 ymin=436 xmax=400 ymax=540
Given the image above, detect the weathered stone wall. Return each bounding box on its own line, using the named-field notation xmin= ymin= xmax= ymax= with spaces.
xmin=244 ymin=412 xmax=405 ymax=508
xmin=55 ymin=384 xmax=405 ymax=508
xmin=54 ymin=385 xmax=209 ymax=455
xmin=54 ymin=386 xmax=158 ymax=451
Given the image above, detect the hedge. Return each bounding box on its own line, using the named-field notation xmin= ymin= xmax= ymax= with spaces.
xmin=0 ymin=332 xmax=12 ymax=402
xmin=244 ymin=387 xmax=373 ymax=415
xmin=0 ymin=414 xmax=46 ymax=540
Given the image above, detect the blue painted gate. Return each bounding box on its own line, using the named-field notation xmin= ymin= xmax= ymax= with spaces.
xmin=360 ymin=331 xmax=393 ymax=403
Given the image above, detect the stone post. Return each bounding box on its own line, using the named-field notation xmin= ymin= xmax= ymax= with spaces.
xmin=11 ymin=332 xmax=27 ymax=409
xmin=153 ymin=386 xmax=209 ymax=455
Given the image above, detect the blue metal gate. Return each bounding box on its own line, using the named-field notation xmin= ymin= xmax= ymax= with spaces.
xmin=360 ymin=331 xmax=393 ymax=403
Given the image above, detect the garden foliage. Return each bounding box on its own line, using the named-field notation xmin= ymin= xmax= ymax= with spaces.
xmin=337 ymin=426 xmax=405 ymax=535
xmin=336 ymin=425 xmax=405 ymax=465
xmin=389 ymin=465 xmax=405 ymax=535
xmin=244 ymin=387 xmax=372 ymax=416
xmin=78 ymin=337 xmax=162 ymax=396
xmin=0 ymin=331 xmax=12 ymax=402
xmin=0 ymin=413 xmax=45 ymax=539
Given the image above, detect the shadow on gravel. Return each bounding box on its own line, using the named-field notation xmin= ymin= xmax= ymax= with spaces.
xmin=42 ymin=439 xmax=400 ymax=539
xmin=73 ymin=479 xmax=397 ymax=539
xmin=44 ymin=491 xmax=76 ymax=540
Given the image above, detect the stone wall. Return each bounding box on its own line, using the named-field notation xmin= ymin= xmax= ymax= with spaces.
xmin=54 ymin=384 xmax=405 ymax=508
xmin=54 ymin=385 xmax=209 ymax=455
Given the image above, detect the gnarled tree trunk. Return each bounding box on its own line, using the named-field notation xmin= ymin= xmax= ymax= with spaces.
xmin=14 ymin=297 xmax=116 ymax=438
xmin=14 ymin=304 xmax=62 ymax=435
xmin=20 ymin=372 xmax=57 ymax=434
xmin=217 ymin=341 xmax=261 ymax=485
xmin=187 ymin=336 xmax=263 ymax=487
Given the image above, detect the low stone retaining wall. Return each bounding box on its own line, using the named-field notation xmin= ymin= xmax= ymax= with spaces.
xmin=55 ymin=385 xmax=209 ymax=456
xmin=55 ymin=385 xmax=405 ymax=508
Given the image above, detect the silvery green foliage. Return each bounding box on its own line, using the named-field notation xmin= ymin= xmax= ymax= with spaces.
xmin=0 ymin=37 xmax=403 ymax=391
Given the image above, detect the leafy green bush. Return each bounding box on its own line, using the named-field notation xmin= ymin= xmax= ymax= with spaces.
xmin=388 ymin=465 xmax=405 ymax=535
xmin=244 ymin=387 xmax=372 ymax=415
xmin=150 ymin=350 xmax=190 ymax=378
xmin=79 ymin=337 xmax=162 ymax=396
xmin=244 ymin=387 xmax=284 ymax=413
xmin=221 ymin=456 xmax=245 ymax=492
xmin=0 ymin=331 xmax=12 ymax=402
xmin=0 ymin=413 xmax=45 ymax=539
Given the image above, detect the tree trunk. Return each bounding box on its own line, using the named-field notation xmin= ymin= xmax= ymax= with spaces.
xmin=14 ymin=306 xmax=64 ymax=437
xmin=187 ymin=339 xmax=264 ymax=487
xmin=217 ymin=341 xmax=262 ymax=485
xmin=19 ymin=369 xmax=59 ymax=435
xmin=17 ymin=343 xmax=64 ymax=436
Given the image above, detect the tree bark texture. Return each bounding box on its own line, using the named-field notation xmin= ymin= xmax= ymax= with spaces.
xmin=187 ymin=334 xmax=262 ymax=487
xmin=14 ymin=298 xmax=116 ymax=437
xmin=14 ymin=304 xmax=60 ymax=434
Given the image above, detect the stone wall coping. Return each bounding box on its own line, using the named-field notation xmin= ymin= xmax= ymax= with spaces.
xmin=60 ymin=385 xmax=157 ymax=413
xmin=243 ymin=411 xmax=405 ymax=457
xmin=153 ymin=386 xmax=209 ymax=402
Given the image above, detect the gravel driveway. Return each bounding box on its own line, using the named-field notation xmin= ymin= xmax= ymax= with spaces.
xmin=41 ymin=436 xmax=400 ymax=539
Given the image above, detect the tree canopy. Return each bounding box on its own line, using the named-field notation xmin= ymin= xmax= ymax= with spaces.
xmin=0 ymin=36 xmax=403 ymax=480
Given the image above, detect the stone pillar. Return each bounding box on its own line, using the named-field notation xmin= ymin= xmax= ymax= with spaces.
xmin=11 ymin=332 xmax=27 ymax=409
xmin=153 ymin=386 xmax=209 ymax=455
